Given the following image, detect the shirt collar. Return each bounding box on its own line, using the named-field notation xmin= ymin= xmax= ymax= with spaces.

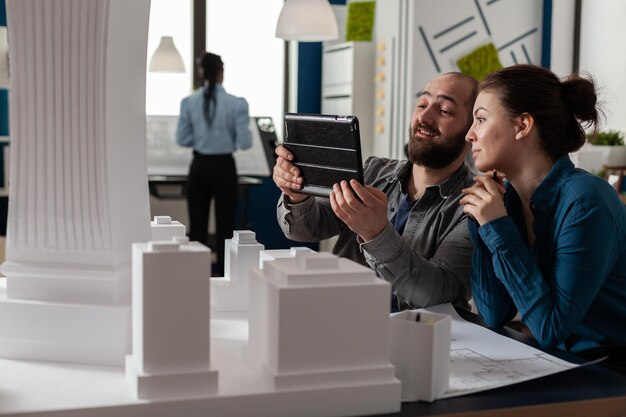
xmin=531 ymin=154 xmax=575 ymax=209
xmin=394 ymin=161 xmax=469 ymax=199
xmin=204 ymin=83 xmax=225 ymax=93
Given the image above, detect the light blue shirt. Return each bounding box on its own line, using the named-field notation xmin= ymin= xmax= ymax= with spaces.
xmin=176 ymin=84 xmax=252 ymax=155
xmin=469 ymin=155 xmax=626 ymax=354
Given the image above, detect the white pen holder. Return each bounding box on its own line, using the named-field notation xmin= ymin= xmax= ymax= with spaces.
xmin=389 ymin=310 xmax=451 ymax=402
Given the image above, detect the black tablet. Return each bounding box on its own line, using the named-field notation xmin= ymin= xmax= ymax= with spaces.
xmin=283 ymin=113 xmax=364 ymax=198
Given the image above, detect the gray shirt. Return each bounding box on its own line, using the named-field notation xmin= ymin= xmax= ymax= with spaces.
xmin=277 ymin=156 xmax=474 ymax=310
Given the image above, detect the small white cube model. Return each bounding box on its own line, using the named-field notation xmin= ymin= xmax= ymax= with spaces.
xmin=150 ymin=216 xmax=186 ymax=242
xmin=389 ymin=310 xmax=451 ymax=402
xmin=247 ymin=250 xmax=400 ymax=394
xmin=126 ymin=239 xmax=218 ymax=399
xmin=210 ymin=231 xmax=264 ymax=312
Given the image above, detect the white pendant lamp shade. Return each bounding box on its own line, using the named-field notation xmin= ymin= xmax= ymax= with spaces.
xmin=148 ymin=36 xmax=185 ymax=73
xmin=0 ymin=27 xmax=9 ymax=88
xmin=276 ymin=0 xmax=338 ymax=42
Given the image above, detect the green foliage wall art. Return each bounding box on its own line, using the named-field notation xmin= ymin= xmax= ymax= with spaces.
xmin=345 ymin=1 xmax=376 ymax=42
xmin=456 ymin=43 xmax=503 ymax=81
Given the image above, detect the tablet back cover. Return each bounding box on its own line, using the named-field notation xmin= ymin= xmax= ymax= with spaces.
xmin=283 ymin=113 xmax=364 ymax=197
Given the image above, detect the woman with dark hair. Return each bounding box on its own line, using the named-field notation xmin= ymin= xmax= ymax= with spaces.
xmin=460 ymin=64 xmax=626 ymax=361
xmin=176 ymin=52 xmax=252 ymax=276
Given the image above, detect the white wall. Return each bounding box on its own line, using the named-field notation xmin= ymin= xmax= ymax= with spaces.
xmin=550 ymin=0 xmax=575 ymax=77
xmin=579 ymin=0 xmax=626 ymax=132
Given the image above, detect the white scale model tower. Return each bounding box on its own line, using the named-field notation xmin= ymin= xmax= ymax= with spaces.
xmin=0 ymin=0 xmax=151 ymax=366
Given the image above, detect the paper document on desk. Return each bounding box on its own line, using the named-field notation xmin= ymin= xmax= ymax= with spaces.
xmin=422 ymin=304 xmax=580 ymax=399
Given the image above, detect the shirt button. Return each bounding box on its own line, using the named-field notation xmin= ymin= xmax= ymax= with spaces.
xmin=389 ymin=207 xmax=395 ymax=212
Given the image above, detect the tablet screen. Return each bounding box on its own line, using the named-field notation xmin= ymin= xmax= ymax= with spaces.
xmin=283 ymin=113 xmax=364 ymax=198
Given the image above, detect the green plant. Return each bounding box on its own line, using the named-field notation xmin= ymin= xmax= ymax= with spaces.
xmin=586 ymin=129 xmax=625 ymax=146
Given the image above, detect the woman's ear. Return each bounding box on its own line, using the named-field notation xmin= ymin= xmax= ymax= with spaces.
xmin=514 ymin=113 xmax=534 ymax=140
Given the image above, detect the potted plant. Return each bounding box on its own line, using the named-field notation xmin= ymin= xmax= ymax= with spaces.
xmin=571 ymin=130 xmax=626 ymax=173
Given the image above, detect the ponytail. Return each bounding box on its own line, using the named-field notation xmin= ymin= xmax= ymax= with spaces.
xmin=199 ymin=52 xmax=224 ymax=127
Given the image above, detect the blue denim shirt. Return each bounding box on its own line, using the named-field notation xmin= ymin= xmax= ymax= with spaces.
xmin=469 ymin=155 xmax=626 ymax=353
xmin=176 ymin=84 xmax=252 ymax=155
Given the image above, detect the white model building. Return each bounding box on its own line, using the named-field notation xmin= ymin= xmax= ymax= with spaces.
xmin=246 ymin=250 xmax=400 ymax=395
xmin=258 ymin=246 xmax=314 ymax=267
xmin=150 ymin=216 xmax=186 ymax=241
xmin=210 ymin=230 xmax=263 ymax=311
xmin=211 ymin=237 xmax=317 ymax=311
xmin=126 ymin=238 xmax=218 ymax=399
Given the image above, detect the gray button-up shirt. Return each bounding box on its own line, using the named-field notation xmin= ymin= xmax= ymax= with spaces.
xmin=277 ymin=156 xmax=474 ymax=310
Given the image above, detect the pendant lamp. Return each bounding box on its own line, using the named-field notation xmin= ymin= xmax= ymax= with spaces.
xmin=275 ymin=0 xmax=338 ymax=42
xmin=148 ymin=36 xmax=185 ymax=73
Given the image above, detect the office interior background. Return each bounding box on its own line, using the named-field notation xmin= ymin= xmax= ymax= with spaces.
xmin=0 ymin=0 xmax=626 ymax=254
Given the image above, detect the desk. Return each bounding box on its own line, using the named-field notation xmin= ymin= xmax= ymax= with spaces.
xmin=148 ymin=175 xmax=262 ymax=229
xmin=376 ymin=309 xmax=626 ymax=417
xmin=0 ymin=300 xmax=624 ymax=417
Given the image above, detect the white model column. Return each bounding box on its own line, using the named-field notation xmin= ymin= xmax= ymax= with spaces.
xmin=0 ymin=0 xmax=151 ymax=365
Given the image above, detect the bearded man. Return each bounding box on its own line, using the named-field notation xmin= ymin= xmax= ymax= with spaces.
xmin=273 ymin=72 xmax=478 ymax=311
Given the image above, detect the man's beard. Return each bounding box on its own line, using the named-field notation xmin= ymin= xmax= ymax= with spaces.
xmin=407 ymin=123 xmax=467 ymax=169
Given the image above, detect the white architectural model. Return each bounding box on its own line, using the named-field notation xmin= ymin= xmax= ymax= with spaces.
xmin=127 ymin=239 xmax=218 ymax=399
xmin=246 ymin=250 xmax=400 ymax=395
xmin=258 ymin=246 xmax=314 ymax=267
xmin=210 ymin=231 xmax=263 ymax=311
xmin=389 ymin=310 xmax=451 ymax=402
xmin=151 ymin=216 xmax=186 ymax=241
xmin=210 ymin=239 xmax=315 ymax=312
xmin=0 ymin=0 xmax=151 ymax=366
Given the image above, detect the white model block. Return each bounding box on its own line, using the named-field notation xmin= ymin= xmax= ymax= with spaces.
xmin=259 ymin=246 xmax=314 ymax=268
xmin=150 ymin=215 xmax=186 ymax=242
xmin=0 ymin=0 xmax=151 ymax=366
xmin=389 ymin=310 xmax=451 ymax=402
xmin=126 ymin=240 xmax=218 ymax=399
xmin=247 ymin=251 xmax=399 ymax=391
xmin=210 ymin=230 xmax=264 ymax=312
xmin=0 ymin=284 xmax=130 ymax=366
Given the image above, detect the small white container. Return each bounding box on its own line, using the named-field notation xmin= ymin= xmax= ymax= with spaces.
xmin=389 ymin=310 xmax=451 ymax=402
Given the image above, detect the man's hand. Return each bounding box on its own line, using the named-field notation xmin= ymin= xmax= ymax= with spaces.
xmin=272 ymin=145 xmax=308 ymax=204
xmin=330 ymin=179 xmax=389 ymax=242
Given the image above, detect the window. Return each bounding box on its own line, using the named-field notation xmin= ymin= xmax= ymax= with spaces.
xmin=146 ymin=0 xmax=193 ymax=116
xmin=146 ymin=0 xmax=285 ymax=140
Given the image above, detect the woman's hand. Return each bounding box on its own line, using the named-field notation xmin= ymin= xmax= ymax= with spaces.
xmin=460 ymin=170 xmax=507 ymax=225
xmin=272 ymin=145 xmax=309 ymax=204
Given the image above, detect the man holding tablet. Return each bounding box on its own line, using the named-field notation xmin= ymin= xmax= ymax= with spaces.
xmin=273 ymin=72 xmax=478 ymax=312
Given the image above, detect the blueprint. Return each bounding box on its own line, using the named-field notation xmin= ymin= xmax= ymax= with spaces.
xmin=422 ymin=304 xmax=579 ymax=399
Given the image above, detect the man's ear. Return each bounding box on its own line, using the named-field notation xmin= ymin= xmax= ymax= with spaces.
xmin=514 ymin=113 xmax=534 ymax=140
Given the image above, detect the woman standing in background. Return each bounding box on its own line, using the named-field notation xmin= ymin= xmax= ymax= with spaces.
xmin=176 ymin=52 xmax=252 ymax=276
